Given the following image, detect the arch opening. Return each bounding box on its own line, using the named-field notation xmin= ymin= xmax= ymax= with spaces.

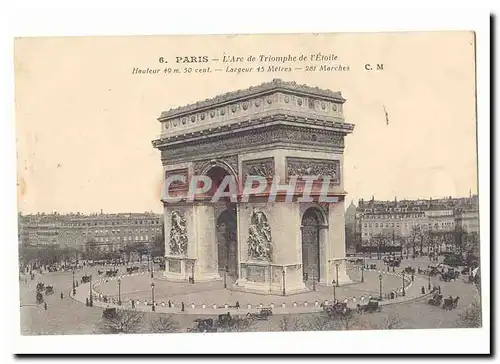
xmin=301 ymin=207 xmax=324 ymax=282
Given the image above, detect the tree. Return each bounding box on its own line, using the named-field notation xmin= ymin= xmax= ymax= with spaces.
xmin=225 ymin=316 xmax=257 ymax=332
xmin=456 ymin=300 xmax=482 ymax=328
xmin=279 ymin=315 xmax=303 ymax=331
xmin=355 ymin=312 xmax=403 ymax=330
xmin=149 ymin=314 xmax=178 ymax=333
xmin=305 ymin=311 xmax=360 ymax=331
xmin=94 ymin=309 xmax=145 ymax=334
xmin=409 ymin=226 xmax=425 ymax=257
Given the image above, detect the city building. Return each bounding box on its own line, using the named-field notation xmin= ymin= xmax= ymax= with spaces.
xmin=152 ymin=79 xmax=355 ymax=294
xmin=354 ymin=194 xmax=479 ymax=254
xmin=18 ymin=212 xmax=163 ymax=253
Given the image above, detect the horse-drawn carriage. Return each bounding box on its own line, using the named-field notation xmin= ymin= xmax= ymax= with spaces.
xmin=105 ymin=269 xmax=119 ymax=278
xmin=126 ymin=266 xmax=140 ymax=274
xmin=442 ymin=296 xmax=460 ymax=310
xmin=440 ymin=269 xmax=460 ymax=282
xmin=246 ymin=308 xmax=273 ymax=320
xmin=384 ymin=256 xmax=401 ymax=267
xmin=428 ymin=292 xmax=443 ymax=306
xmin=403 ymin=266 xmax=416 ymax=274
xmin=357 ymin=299 xmax=381 ymax=313
xmin=81 ymin=275 xmax=91 ymax=283
xmin=324 ymin=302 xmax=350 ymax=317
xmin=45 ymin=285 xmax=54 ymax=295
xmin=36 ymin=282 xmax=45 ymax=292
xmin=187 ymin=318 xmax=218 ymax=333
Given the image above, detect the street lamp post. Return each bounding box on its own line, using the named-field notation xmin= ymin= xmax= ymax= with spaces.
xmin=332 ymin=280 xmax=336 ymax=302
xmin=117 ymin=278 xmax=121 ymax=305
xmin=151 ymin=282 xmax=155 ymax=311
xmin=312 ymin=269 xmax=316 ymax=292
xmin=402 ymin=271 xmax=406 ymax=297
xmin=89 ymin=274 xmax=93 ymax=307
xmin=428 ymin=270 xmax=431 ymax=291
xmin=224 ymin=266 xmax=228 ymax=289
xmin=282 ymin=268 xmax=286 ymax=296
xmin=361 ymin=255 xmax=365 ymax=283
xmin=72 ymin=270 xmax=76 ymax=296
xmin=335 ymin=263 xmax=340 ymax=287
xmin=147 ymin=255 xmax=151 ymax=273
xmin=378 ymin=271 xmax=383 ymax=300
xmin=150 ymin=255 xmax=154 ymax=279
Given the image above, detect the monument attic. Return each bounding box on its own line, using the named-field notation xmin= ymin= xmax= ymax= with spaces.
xmin=152 ymin=79 xmax=355 ymax=295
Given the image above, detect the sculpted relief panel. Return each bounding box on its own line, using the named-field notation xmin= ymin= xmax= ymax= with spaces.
xmin=169 ymin=211 xmax=188 ymax=256
xmin=286 ymin=157 xmax=340 ymax=184
xmin=242 ymin=158 xmax=275 ymax=179
xmin=247 ymin=209 xmax=273 ymax=262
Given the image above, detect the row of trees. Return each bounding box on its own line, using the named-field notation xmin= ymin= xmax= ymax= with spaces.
xmin=346 ymin=223 xmax=479 ymax=259
xmin=19 ymin=236 xmax=166 ymax=266
xmin=18 ymin=243 xmax=80 ymax=267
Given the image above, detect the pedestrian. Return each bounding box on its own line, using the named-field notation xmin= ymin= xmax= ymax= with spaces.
xmin=181 ymin=302 xmax=185 ymax=312
xmin=421 ymin=286 xmax=425 ymax=295
xmin=438 ymin=285 xmax=441 ymax=294
xmin=131 ymin=300 xmax=135 ymax=309
xmin=168 ymin=300 xmax=172 ymax=308
xmin=44 ymin=302 xmax=47 ymax=310
xmin=60 ymin=292 xmax=64 ymax=300
xmin=411 ymin=274 xmax=414 ymax=282
xmin=235 ymin=301 xmax=240 ymax=309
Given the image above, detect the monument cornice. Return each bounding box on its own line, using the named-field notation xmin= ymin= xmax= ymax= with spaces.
xmin=158 ymin=79 xmax=346 ymax=121
xmin=152 ymin=114 xmax=354 ymax=148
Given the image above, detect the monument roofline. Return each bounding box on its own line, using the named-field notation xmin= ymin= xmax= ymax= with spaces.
xmin=158 ymin=79 xmax=346 ymax=121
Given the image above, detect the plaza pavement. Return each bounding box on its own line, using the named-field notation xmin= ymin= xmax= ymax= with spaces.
xmin=74 ymin=261 xmax=430 ymax=315
xmin=20 ymin=257 xmax=481 ymax=334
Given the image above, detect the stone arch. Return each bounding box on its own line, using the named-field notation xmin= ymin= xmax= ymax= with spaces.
xmin=198 ymin=159 xmax=237 ymax=179
xmin=300 ymin=204 xmax=329 ymax=284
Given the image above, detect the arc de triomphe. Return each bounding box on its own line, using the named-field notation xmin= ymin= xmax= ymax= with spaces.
xmin=152 ymin=79 xmax=355 ymax=295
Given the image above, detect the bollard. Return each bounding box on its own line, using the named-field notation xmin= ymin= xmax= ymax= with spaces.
xmin=304 ymin=301 xmax=308 ymax=307
xmin=202 ymin=304 xmax=206 ymax=309
xmin=213 ymin=304 xmax=217 ymax=309
xmin=281 ymin=302 xmax=286 ymax=308
xmin=224 ymin=304 xmax=228 ymax=309
xmin=270 ymin=303 xmax=275 ymax=309
xmin=314 ymin=301 xmax=319 ymax=307
xmin=293 ymin=302 xmax=297 ymax=307
xmin=191 ymin=303 xmax=195 ymax=309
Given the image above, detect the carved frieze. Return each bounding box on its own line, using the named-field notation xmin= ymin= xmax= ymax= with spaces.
xmin=242 ymin=158 xmax=275 ymax=178
xmin=247 ymin=209 xmax=273 ymax=262
xmin=159 ymin=124 xmax=347 ymax=162
xmin=286 ymin=157 xmax=340 ymax=183
xmin=169 ymin=211 xmax=188 ymax=256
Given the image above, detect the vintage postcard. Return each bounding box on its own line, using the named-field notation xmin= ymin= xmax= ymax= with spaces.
xmin=14 ymin=31 xmax=485 ymax=352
